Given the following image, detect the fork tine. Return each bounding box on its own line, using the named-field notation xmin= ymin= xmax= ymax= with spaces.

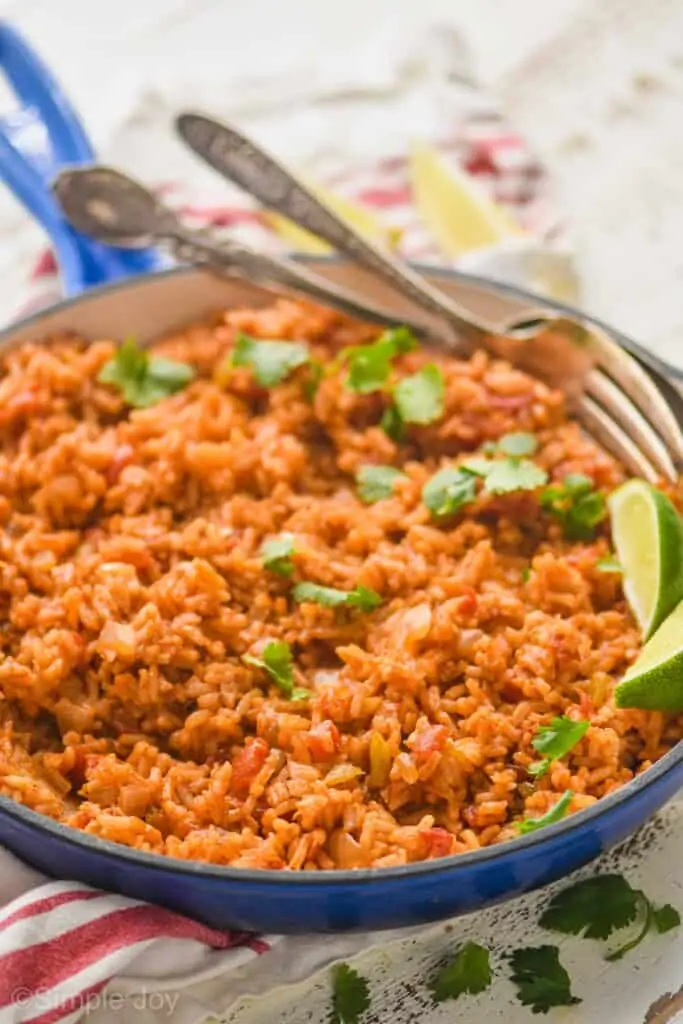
xmin=577 ymin=395 xmax=660 ymax=484
xmin=586 ymin=326 xmax=683 ymax=468
xmin=586 ymin=369 xmax=677 ymax=482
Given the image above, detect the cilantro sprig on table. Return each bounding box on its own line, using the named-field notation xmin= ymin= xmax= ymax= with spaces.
xmin=429 ymin=941 xmax=492 ymax=1003
xmin=528 ymin=715 xmax=590 ymax=778
xmin=509 ymin=945 xmax=580 ymax=1014
xmin=243 ymin=640 xmax=308 ymax=700
xmin=331 ymin=964 xmax=371 ymax=1024
xmin=326 ymin=875 xmax=679 ymax=1020
xmin=98 ymin=337 xmax=195 ymax=408
xmin=230 ymin=332 xmax=310 ymax=386
xmin=293 ymin=581 xmax=382 ymax=612
xmin=539 ymin=874 xmax=680 ymax=961
xmin=540 ymin=473 xmax=607 ymax=540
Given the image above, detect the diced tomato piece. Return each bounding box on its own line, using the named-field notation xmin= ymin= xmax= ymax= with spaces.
xmin=306 ymin=721 xmax=341 ymax=762
xmin=487 ymin=392 xmax=532 ymax=409
xmin=422 ymin=827 xmax=454 ymax=858
xmin=230 ymin=737 xmax=269 ymax=797
xmin=456 ymin=586 xmax=478 ymax=618
xmin=411 ymin=724 xmax=448 ymax=761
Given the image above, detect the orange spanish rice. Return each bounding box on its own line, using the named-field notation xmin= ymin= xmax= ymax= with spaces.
xmin=0 ymin=297 xmax=679 ymax=871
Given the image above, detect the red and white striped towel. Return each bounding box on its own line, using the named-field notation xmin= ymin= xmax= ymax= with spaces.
xmin=1 ymin=27 xmax=570 ymax=1024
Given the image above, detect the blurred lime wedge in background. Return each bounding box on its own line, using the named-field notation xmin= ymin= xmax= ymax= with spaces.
xmin=264 ymin=183 xmax=401 ymax=254
xmin=608 ymin=479 xmax=683 ymax=640
xmin=616 ymin=598 xmax=683 ymax=711
xmin=409 ymin=141 xmax=523 ymax=259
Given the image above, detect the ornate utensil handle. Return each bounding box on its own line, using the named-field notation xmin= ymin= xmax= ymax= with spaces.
xmin=165 ymin=225 xmax=436 ymax=336
xmin=176 ymin=113 xmax=492 ymax=345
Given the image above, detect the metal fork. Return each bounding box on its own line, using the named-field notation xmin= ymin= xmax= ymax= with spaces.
xmin=175 ymin=112 xmax=683 ymax=485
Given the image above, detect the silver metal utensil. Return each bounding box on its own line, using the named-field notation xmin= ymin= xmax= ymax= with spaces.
xmin=52 ymin=166 xmax=442 ymax=338
xmin=175 ymin=111 xmax=683 ymax=483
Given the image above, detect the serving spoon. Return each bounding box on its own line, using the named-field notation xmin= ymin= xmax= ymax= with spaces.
xmin=53 ymin=161 xmax=682 ymax=484
xmin=174 ymin=112 xmax=683 ymax=484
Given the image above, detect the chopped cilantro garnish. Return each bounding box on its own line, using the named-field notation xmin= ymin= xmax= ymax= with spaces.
xmin=540 ymin=473 xmax=607 ymax=540
xmin=596 ymin=555 xmax=622 ymax=573
xmin=260 ymin=533 xmax=296 ymax=577
xmin=509 ymin=945 xmax=580 ymax=1014
xmin=497 ymin=432 xmax=539 ymax=457
xmin=380 ymin=402 xmax=405 ymax=441
xmin=484 ymin=459 xmax=548 ymax=495
xmin=356 ymin=465 xmax=404 ymax=504
xmin=393 ymin=363 xmax=445 ymax=425
xmin=422 ymin=466 xmax=478 ymax=518
xmin=231 ymin=332 xmax=310 ymax=386
xmin=516 ymin=790 xmax=573 ymax=834
xmin=653 ymin=904 xmax=681 ymax=934
xmin=528 ymin=716 xmax=589 ymax=778
xmin=243 ymin=640 xmax=308 ymax=700
xmin=293 ymin=582 xmax=382 ymax=611
xmin=331 ymin=963 xmax=371 ymax=1024
xmin=430 ymin=941 xmax=492 ymax=1003
xmin=303 ymin=360 xmax=324 ymax=401
xmin=341 ymin=326 xmax=417 ymax=394
xmin=521 ymin=566 xmax=532 ymax=583
xmin=463 ymin=455 xmax=548 ymax=495
xmin=98 ymin=337 xmax=195 ymax=408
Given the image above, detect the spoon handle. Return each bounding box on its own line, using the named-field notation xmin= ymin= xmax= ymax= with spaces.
xmin=175 ymin=112 xmax=492 ymax=344
xmin=164 ymin=224 xmax=437 ymax=337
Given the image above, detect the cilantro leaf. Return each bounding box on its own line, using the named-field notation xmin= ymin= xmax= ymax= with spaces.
xmin=380 ymin=402 xmax=405 ymax=441
xmin=516 ymin=790 xmax=573 ymax=834
xmin=540 ymin=473 xmax=607 ymax=540
xmin=260 ymin=533 xmax=296 ymax=577
xmin=356 ymin=465 xmax=404 ymax=503
xmin=341 ymin=326 xmax=417 ymax=394
xmin=596 ymin=556 xmax=622 ymax=573
xmin=605 ymin=891 xmax=653 ymax=961
xmin=430 ymin=941 xmax=492 ymax=1003
xmin=497 ymin=432 xmax=539 ymax=457
xmin=393 ymin=364 xmax=445 ymax=425
xmin=331 ymin=964 xmax=371 ymax=1024
xmin=422 ymin=466 xmax=478 ymax=518
xmin=231 ymin=332 xmax=310 ymax=386
xmin=293 ymin=582 xmax=382 ymax=611
xmin=243 ymin=640 xmax=308 ymax=700
xmin=461 ymin=455 xmax=548 ymax=495
xmin=484 ymin=459 xmax=548 ymax=495
xmin=528 ymin=716 xmax=589 ymax=777
xmin=98 ymin=338 xmax=195 ymax=408
xmin=303 ymin=360 xmax=324 ymax=401
xmin=539 ymin=874 xmax=642 ymax=940
xmin=653 ymin=904 xmax=680 ymax=934
xmin=509 ymin=945 xmax=580 ymax=1014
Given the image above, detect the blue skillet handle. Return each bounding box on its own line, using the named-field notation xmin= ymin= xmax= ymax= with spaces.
xmin=0 ymin=23 xmax=163 ymax=296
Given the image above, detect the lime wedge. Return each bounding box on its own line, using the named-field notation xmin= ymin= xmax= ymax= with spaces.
xmin=264 ymin=182 xmax=400 ymax=255
xmin=409 ymin=141 xmax=523 ymax=259
xmin=616 ymin=598 xmax=683 ymax=711
xmin=608 ymin=479 xmax=683 ymax=639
